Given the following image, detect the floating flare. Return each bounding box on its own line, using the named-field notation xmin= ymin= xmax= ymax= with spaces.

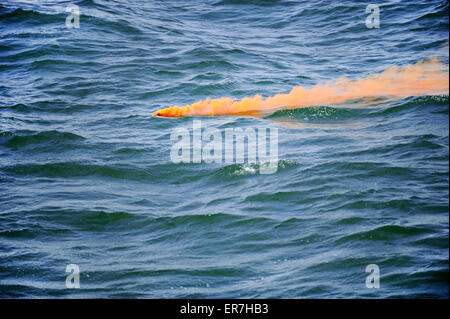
xmin=152 ymin=58 xmax=449 ymax=117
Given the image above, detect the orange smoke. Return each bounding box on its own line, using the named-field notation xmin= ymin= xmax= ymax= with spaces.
xmin=152 ymin=58 xmax=449 ymax=117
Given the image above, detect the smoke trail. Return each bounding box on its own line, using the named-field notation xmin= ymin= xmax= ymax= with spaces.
xmin=152 ymin=58 xmax=449 ymax=117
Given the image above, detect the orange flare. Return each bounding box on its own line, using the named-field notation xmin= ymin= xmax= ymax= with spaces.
xmin=152 ymin=58 xmax=449 ymax=117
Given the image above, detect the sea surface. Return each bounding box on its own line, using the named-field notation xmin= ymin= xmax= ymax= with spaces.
xmin=0 ymin=0 xmax=448 ymax=298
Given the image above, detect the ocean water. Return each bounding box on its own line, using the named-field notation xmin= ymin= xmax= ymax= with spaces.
xmin=0 ymin=0 xmax=448 ymax=298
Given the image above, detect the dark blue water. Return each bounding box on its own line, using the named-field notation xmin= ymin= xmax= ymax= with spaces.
xmin=0 ymin=0 xmax=448 ymax=298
